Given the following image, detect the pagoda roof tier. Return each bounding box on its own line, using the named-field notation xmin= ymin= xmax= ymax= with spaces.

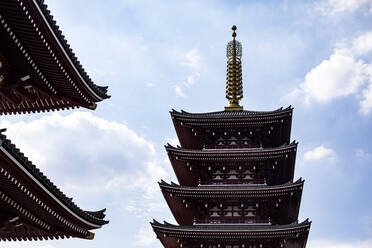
xmin=166 ymin=141 xmax=297 ymax=159
xmin=151 ymin=219 xmax=311 ymax=248
xmin=170 ymin=107 xmax=293 ymax=149
xmin=166 ymin=142 xmax=297 ymax=186
xmin=0 ymin=0 xmax=109 ymax=114
xmin=0 ymin=130 xmax=108 ymax=241
xmin=159 ymin=180 xmax=303 ymax=225
xmin=171 ymin=107 xmax=292 ymax=119
xmin=160 ymin=179 xmax=303 ymax=196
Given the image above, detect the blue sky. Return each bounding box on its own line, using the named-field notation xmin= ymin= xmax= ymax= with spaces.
xmin=2 ymin=0 xmax=372 ymax=247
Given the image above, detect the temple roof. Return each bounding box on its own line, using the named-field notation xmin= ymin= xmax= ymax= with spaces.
xmin=152 ymin=218 xmax=310 ymax=231
xmin=171 ymin=106 xmax=292 ymax=122
xmin=0 ymin=0 xmax=110 ymax=114
xmin=0 ymin=130 xmax=108 ymax=240
xmin=172 ymin=107 xmax=292 ymax=116
xmin=151 ymin=219 xmax=311 ymax=242
xmin=166 ymin=141 xmax=297 ymax=160
xmin=152 ymin=219 xmax=310 ymax=247
xmin=151 ymin=220 xmax=310 ymax=248
xmin=159 ymin=179 xmax=303 ymax=197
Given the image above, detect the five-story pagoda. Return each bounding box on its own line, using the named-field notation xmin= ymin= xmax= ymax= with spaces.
xmin=151 ymin=26 xmax=311 ymax=248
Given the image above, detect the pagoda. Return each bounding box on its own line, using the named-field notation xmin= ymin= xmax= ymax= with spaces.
xmin=151 ymin=26 xmax=311 ymax=248
xmin=0 ymin=0 xmax=109 ymax=241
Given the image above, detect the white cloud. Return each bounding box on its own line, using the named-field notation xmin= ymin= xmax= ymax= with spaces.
xmin=300 ymin=53 xmax=367 ymax=103
xmin=316 ymin=0 xmax=372 ymax=16
xmin=308 ymin=239 xmax=372 ymax=248
xmin=1 ymin=111 xmax=174 ymax=247
xmin=174 ymin=84 xmax=185 ymax=97
xmin=351 ymin=31 xmax=372 ymax=56
xmin=286 ymin=31 xmax=372 ymax=114
xmin=146 ymin=82 xmax=154 ymax=87
xmin=0 ymin=112 xmax=156 ymax=168
xmin=304 ymin=145 xmax=336 ymax=161
xmin=0 ymin=111 xmax=171 ymax=205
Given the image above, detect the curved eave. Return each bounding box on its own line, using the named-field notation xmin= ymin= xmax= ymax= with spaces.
xmin=151 ymin=219 xmax=311 ymax=240
xmin=0 ymin=131 xmax=108 ymax=228
xmin=170 ymin=106 xmax=292 ymax=124
xmin=31 ymin=0 xmax=110 ymax=100
xmin=166 ymin=142 xmax=297 ymax=160
xmin=0 ymin=0 xmax=109 ymax=112
xmin=159 ymin=179 xmax=304 ymax=198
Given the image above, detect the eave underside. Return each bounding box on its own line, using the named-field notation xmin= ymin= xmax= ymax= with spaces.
xmin=152 ymin=220 xmax=310 ymax=248
xmin=166 ymin=142 xmax=297 ymax=158
xmin=159 ymin=179 xmax=303 ymax=194
xmin=0 ymin=0 xmax=109 ymax=114
xmin=0 ymin=131 xmax=108 ymax=241
xmin=171 ymin=107 xmax=293 ymax=119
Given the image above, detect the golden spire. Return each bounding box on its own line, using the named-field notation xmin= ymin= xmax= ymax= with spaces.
xmin=225 ymin=25 xmax=243 ymax=111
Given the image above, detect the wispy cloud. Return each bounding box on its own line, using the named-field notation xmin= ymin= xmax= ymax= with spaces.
xmin=184 ymin=75 xmax=196 ymax=88
xmin=356 ymin=148 xmax=372 ymax=159
xmin=315 ymin=0 xmax=372 ymax=16
xmin=185 ymin=48 xmax=201 ymax=71
xmin=174 ymin=84 xmax=185 ymax=97
xmin=174 ymin=48 xmax=202 ymax=96
xmin=135 ymin=225 xmax=157 ymax=246
xmin=308 ymin=239 xmax=372 ymax=248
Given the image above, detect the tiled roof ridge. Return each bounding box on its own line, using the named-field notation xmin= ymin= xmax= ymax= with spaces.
xmin=165 ymin=141 xmax=297 ymax=152
xmin=159 ymin=178 xmax=303 ymax=191
xmin=170 ymin=106 xmax=292 ymax=117
xmin=34 ymin=0 xmax=110 ymax=99
xmin=0 ymin=130 xmax=108 ymax=225
xmin=151 ymin=218 xmax=311 ymax=230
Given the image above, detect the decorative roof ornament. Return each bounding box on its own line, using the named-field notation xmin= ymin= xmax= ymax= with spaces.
xmin=225 ymin=25 xmax=244 ymax=111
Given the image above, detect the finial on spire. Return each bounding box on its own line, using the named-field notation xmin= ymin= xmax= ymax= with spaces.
xmin=232 ymin=25 xmax=237 ymax=38
xmin=225 ymin=25 xmax=243 ymax=111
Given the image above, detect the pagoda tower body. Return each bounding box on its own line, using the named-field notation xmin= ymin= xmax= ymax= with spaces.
xmin=151 ymin=26 xmax=311 ymax=248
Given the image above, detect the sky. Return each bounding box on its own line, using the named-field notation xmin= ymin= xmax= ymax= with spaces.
xmin=2 ymin=0 xmax=372 ymax=247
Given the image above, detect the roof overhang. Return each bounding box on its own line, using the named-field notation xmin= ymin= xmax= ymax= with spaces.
xmin=0 ymin=0 xmax=110 ymax=114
